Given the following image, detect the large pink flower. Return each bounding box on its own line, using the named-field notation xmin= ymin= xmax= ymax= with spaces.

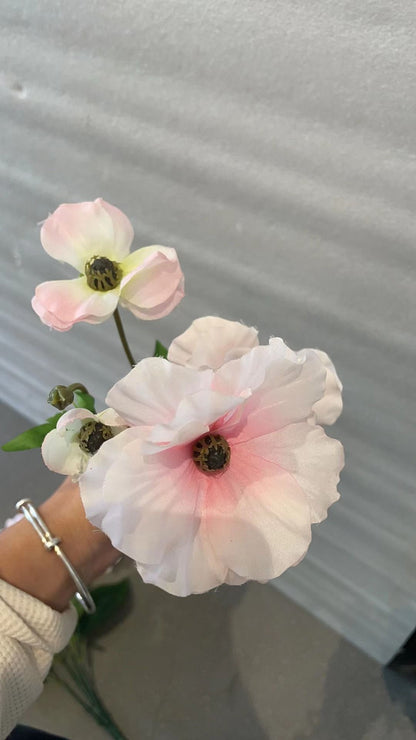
xmin=32 ymin=198 xmax=184 ymax=330
xmin=79 ymin=317 xmax=344 ymax=597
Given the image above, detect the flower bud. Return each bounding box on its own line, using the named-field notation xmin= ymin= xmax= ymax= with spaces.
xmin=48 ymin=384 xmax=74 ymax=410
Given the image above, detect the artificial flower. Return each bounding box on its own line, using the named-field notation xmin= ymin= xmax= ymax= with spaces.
xmin=169 ymin=316 xmax=343 ymax=425
xmin=42 ymin=407 xmax=128 ymax=478
xmin=32 ymin=198 xmax=184 ymax=330
xmin=167 ymin=315 xmax=260 ymax=369
xmin=79 ymin=319 xmax=344 ymax=597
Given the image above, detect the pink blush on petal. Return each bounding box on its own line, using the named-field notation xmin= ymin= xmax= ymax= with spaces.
xmin=33 ymin=277 xmax=120 ymax=330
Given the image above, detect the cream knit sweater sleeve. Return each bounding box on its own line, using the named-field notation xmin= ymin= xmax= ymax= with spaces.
xmin=0 ymin=579 xmax=77 ymax=739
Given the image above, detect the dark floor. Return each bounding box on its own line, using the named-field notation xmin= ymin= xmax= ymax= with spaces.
xmin=1 ymin=403 xmax=415 ymax=740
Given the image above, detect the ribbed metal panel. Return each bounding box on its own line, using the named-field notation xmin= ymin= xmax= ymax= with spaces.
xmin=1 ymin=0 xmax=415 ymax=662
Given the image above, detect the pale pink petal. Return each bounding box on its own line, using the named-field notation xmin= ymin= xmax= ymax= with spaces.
xmin=98 ymin=408 xmax=129 ymax=428
xmin=145 ymin=389 xmax=248 ymax=452
xmin=136 ymin=517 xmax=228 ymax=597
xmin=56 ymin=407 xmax=94 ymax=430
xmin=168 ymin=316 xmax=259 ymax=369
xmin=32 ymin=277 xmax=120 ymax=331
xmin=119 ymin=246 xmax=184 ymax=320
xmin=217 ymin=347 xmax=326 ymax=442
xmin=309 ymin=349 xmax=343 ymax=425
xmin=40 ymin=198 xmax=134 ymax=270
xmin=269 ymin=339 xmax=343 ymax=426
xmin=224 ymin=571 xmax=251 ymax=586
xmin=213 ymin=339 xmax=291 ymax=397
xmin=205 ymin=447 xmax=311 ymax=581
xmin=237 ymin=422 xmax=344 ymax=523
xmin=80 ymin=429 xmax=201 ymax=566
xmin=106 ymin=358 xmax=212 ymax=427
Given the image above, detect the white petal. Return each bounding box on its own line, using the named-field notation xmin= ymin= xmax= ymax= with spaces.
xmin=3 ymin=513 xmax=24 ymax=529
xmin=97 ymin=408 xmax=129 ymax=428
xmin=56 ymin=408 xmax=94 ymax=430
xmin=41 ymin=427 xmax=88 ymax=476
xmin=309 ymin=349 xmax=343 ymax=425
xmin=168 ymin=316 xmax=259 ymax=369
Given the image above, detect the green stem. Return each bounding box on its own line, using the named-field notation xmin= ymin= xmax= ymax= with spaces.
xmin=67 ymin=382 xmax=89 ymax=395
xmin=113 ymin=308 xmax=135 ymax=369
xmin=50 ymin=668 xmax=94 ymax=715
xmin=51 ymin=666 xmax=129 ymax=740
xmin=63 ymin=655 xmax=99 ymax=709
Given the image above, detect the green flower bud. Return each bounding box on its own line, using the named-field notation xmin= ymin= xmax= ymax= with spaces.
xmin=48 ymin=385 xmax=74 ymax=410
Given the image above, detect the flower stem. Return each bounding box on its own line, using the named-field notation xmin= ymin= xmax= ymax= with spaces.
xmin=51 ymin=666 xmax=129 ymax=740
xmin=113 ymin=308 xmax=135 ymax=369
xmin=67 ymin=383 xmax=89 ymax=395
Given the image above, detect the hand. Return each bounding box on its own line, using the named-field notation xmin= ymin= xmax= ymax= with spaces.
xmin=0 ymin=477 xmax=120 ymax=612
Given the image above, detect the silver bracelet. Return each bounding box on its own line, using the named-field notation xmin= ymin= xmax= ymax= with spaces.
xmin=15 ymin=498 xmax=96 ymax=614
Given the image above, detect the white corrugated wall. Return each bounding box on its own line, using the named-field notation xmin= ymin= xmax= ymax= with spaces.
xmin=1 ymin=0 xmax=415 ymax=662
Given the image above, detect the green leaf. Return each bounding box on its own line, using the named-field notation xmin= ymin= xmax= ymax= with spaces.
xmin=47 ymin=412 xmax=65 ymax=425
xmin=153 ymin=339 xmax=168 ymax=359
xmin=71 ymin=597 xmax=85 ymax=620
xmin=2 ymin=412 xmax=63 ymax=451
xmin=73 ymin=390 xmax=96 ymax=414
xmin=76 ymin=579 xmax=132 ymax=640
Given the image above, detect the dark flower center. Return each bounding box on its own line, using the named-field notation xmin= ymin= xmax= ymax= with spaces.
xmin=192 ymin=433 xmax=230 ymax=473
xmin=78 ymin=420 xmax=113 ymax=455
xmin=84 ymin=256 xmax=121 ymax=291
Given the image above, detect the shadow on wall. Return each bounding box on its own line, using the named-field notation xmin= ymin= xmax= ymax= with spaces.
xmin=292 ymin=640 xmax=416 ymax=740
xmin=384 ymin=633 xmax=416 ymax=730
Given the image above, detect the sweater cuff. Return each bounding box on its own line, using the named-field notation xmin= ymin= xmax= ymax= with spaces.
xmin=0 ymin=579 xmax=78 ymax=738
xmin=0 ymin=579 xmax=77 ymax=674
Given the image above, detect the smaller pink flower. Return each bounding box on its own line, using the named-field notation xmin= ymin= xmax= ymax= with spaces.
xmin=42 ymin=407 xmax=128 ymax=478
xmin=3 ymin=513 xmax=24 ymax=530
xmin=32 ymin=199 xmax=184 ymax=331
